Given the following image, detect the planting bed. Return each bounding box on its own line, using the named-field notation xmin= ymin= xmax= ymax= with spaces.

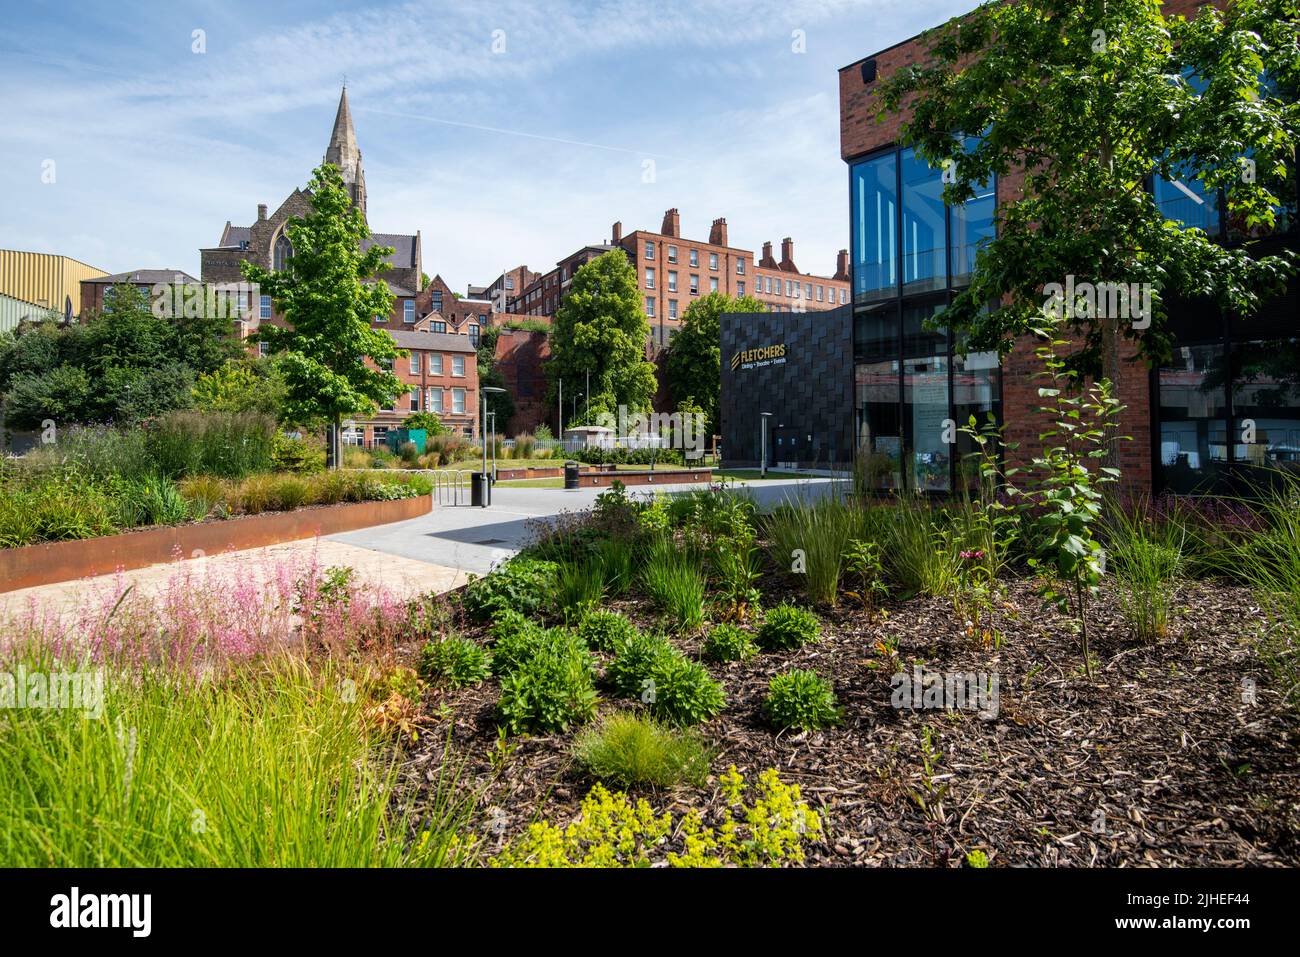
xmin=404 ymin=577 xmax=1296 ymax=867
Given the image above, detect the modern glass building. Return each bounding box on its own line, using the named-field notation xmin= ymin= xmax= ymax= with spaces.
xmin=849 ymin=143 xmax=1000 ymax=493
xmin=840 ymin=28 xmax=1299 ymax=497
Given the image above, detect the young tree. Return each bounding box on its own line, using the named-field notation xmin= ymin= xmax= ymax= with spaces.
xmin=878 ymin=0 xmax=1298 ymax=388
xmin=242 ymin=164 xmax=404 ymax=467
xmin=546 ymin=250 xmax=658 ymax=426
xmin=663 ymin=291 xmax=767 ymax=436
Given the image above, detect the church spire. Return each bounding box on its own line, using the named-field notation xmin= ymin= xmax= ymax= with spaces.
xmin=323 ymin=85 xmax=366 ymax=218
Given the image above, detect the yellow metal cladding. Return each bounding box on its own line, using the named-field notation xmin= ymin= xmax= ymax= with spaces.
xmin=0 ymin=249 xmax=108 ymax=318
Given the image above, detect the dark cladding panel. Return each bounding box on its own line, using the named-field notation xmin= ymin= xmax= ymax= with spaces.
xmin=719 ymin=306 xmax=853 ymax=468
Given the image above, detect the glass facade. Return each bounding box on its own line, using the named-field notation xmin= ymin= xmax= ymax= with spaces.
xmin=850 ymin=144 xmax=998 ymax=492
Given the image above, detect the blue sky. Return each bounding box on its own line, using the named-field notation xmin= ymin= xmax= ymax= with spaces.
xmin=0 ymin=0 xmax=972 ymax=289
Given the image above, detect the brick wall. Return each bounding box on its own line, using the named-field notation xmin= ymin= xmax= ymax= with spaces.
xmin=494 ymin=328 xmax=552 ymax=435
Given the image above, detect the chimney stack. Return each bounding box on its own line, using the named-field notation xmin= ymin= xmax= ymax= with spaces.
xmin=661 ymin=208 xmax=680 ymax=238
xmin=835 ymin=249 xmax=850 ymax=281
xmin=257 ymin=204 xmax=268 ymax=221
xmin=760 ymin=241 xmax=776 ymax=267
xmin=780 ymin=237 xmax=797 ymax=273
xmin=709 ymin=217 xmax=728 ymax=247
xmin=612 ymin=221 xmax=623 ymax=244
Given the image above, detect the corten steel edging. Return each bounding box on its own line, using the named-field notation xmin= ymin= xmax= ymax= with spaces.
xmin=0 ymin=495 xmax=432 ymax=594
xmin=577 ymin=469 xmax=712 ymax=488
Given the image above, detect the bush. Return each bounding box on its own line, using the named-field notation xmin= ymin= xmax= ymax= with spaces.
xmin=702 ymin=622 xmax=756 ymax=662
xmin=272 ymin=432 xmax=326 ymax=473
xmin=607 ymin=630 xmax=675 ymax=698
xmin=766 ymin=497 xmax=863 ymax=605
xmin=497 ymin=632 xmax=598 ymax=735
xmin=555 ymin=557 xmax=607 ymax=620
xmin=572 ymin=713 xmax=710 ymax=789
xmin=576 ymin=609 xmax=639 ymax=653
xmin=642 ymin=651 xmax=726 ymax=726
xmin=756 ymin=603 xmax=821 ymax=651
xmin=488 ymin=610 xmax=550 ymax=676
xmin=765 ymin=670 xmax=842 ymax=731
xmin=463 ymin=558 xmax=560 ymax=622
xmin=419 ymin=636 xmax=491 ymax=688
xmin=145 ymin=410 xmax=277 ymax=479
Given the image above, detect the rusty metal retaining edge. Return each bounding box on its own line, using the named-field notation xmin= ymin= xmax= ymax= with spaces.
xmin=0 ymin=494 xmax=432 ymax=594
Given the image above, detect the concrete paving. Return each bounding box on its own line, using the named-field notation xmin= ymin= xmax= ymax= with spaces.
xmin=327 ymin=475 xmax=846 ymax=575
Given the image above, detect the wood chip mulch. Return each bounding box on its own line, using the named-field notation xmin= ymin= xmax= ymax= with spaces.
xmin=398 ymin=575 xmax=1299 ymax=867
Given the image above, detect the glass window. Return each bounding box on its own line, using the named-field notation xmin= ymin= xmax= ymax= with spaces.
xmin=1232 ymin=338 xmax=1300 ymax=474
xmin=430 ymin=354 xmax=443 ymax=375
xmin=432 ymin=291 xmax=443 ymax=312
xmin=409 ymin=354 xmax=419 ymax=375
xmin=690 ymin=275 xmax=699 ymax=295
xmin=667 ymin=271 xmax=678 ymax=292
xmin=403 ymin=300 xmax=415 ymax=323
xmin=737 ymin=282 xmax=745 ymax=297
xmin=1153 ymin=168 xmax=1220 ymax=237
xmin=900 ymin=147 xmax=947 ymax=294
xmin=669 ymin=300 xmax=678 ymax=319
xmin=903 ymin=300 xmax=946 ymax=357
xmin=432 ymin=321 xmax=446 ymax=333
xmin=645 ymin=268 xmax=655 ymax=288
xmin=646 ymin=298 xmax=655 ymax=316
xmin=430 ymin=388 xmax=444 ymax=413
xmin=855 ymin=302 xmax=896 ymax=360
xmin=710 ymin=253 xmax=718 ymax=270
xmin=950 ymin=185 xmax=995 ymax=287
xmin=851 ymin=151 xmax=898 ymax=303
xmin=855 ymin=359 xmax=902 ymax=490
xmin=452 ymin=355 xmax=465 ymax=376
xmin=816 ymin=285 xmax=824 ymax=301
xmin=737 ymin=260 xmax=745 ymax=274
xmin=645 ymin=242 xmax=655 ymax=260
xmin=710 ymin=277 xmax=719 ymax=292
xmin=904 ymin=354 xmax=951 ymax=491
xmin=260 ymin=295 xmax=271 ymax=319
xmin=689 ymin=249 xmax=699 ymax=267
xmin=953 ymin=349 xmax=1002 ymax=490
xmin=805 ymin=283 xmax=813 ymax=298
xmin=452 ymin=388 xmax=466 ymax=414
xmin=1159 ymin=343 xmax=1229 ymax=493
xmin=667 ymin=245 xmax=677 ymax=263
xmin=410 ymin=390 xmax=420 ymax=411
xmin=468 ymin=324 xmax=479 ymax=347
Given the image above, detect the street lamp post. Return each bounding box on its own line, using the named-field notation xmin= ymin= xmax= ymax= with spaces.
xmin=487 ymin=411 xmax=497 ymax=480
xmin=760 ymin=412 xmax=773 ymax=478
xmin=480 ymin=386 xmax=506 ymax=507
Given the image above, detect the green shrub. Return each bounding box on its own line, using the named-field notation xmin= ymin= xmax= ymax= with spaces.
xmin=756 ymin=603 xmax=821 ymax=651
xmin=497 ymin=633 xmax=598 ymax=735
xmin=765 ymin=670 xmax=842 ymax=731
xmin=463 ymin=558 xmax=560 ymax=622
xmin=487 ymin=610 xmax=549 ymax=676
xmin=702 ymin=622 xmax=756 ymax=662
xmin=271 ymin=475 xmax=314 ymax=511
xmin=576 ymin=609 xmax=639 ymax=653
xmin=765 ymin=496 xmax=863 ymax=605
xmin=419 ymin=637 xmax=491 ymax=688
xmin=607 ymin=630 xmax=675 ymax=698
xmin=272 ymin=432 xmax=326 ymax=473
xmin=556 ymin=557 xmax=607 ymax=620
xmin=642 ymin=652 xmax=726 ymax=726
xmin=572 ymin=713 xmax=710 ymax=789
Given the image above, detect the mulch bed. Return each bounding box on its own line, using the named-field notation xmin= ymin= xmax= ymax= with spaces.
xmin=400 ymin=571 xmax=1299 ymax=867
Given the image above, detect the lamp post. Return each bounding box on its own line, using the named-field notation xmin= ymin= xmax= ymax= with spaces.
xmin=480 ymin=386 xmax=505 ymax=507
xmin=487 ymin=411 xmax=497 ymax=480
xmin=573 ymin=391 xmax=582 ymax=424
xmin=760 ymin=412 xmax=773 ymax=478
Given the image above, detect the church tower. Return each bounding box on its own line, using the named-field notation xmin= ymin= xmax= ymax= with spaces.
xmin=323 ymin=86 xmax=367 ymax=219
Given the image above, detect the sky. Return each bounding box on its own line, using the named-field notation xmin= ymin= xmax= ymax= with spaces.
xmin=0 ymin=0 xmax=973 ymax=290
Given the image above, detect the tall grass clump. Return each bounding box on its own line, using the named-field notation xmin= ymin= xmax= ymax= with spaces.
xmin=881 ymin=496 xmax=962 ymax=596
xmin=640 ymin=534 xmax=706 ymax=632
xmin=572 ymin=712 xmax=710 ymax=789
xmin=145 ymin=410 xmax=277 ymax=479
xmin=1105 ymin=501 xmax=1185 ymax=642
xmin=0 ymin=656 xmax=472 ymax=867
xmin=764 ymin=494 xmax=865 ymax=606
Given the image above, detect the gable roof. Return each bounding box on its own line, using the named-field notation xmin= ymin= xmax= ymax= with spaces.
xmin=386 ymin=328 xmax=477 ymax=353
xmin=85 ymin=269 xmax=200 ymax=285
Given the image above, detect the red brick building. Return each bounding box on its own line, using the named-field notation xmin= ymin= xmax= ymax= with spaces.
xmin=354 ymin=329 xmax=480 ymax=446
xmin=838 ymin=0 xmax=1299 ymax=496
xmin=510 ymin=210 xmax=850 ymax=349
xmin=492 ymin=326 xmax=552 ymax=435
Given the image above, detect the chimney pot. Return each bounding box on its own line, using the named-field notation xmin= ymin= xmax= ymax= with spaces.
xmin=708 ymin=217 xmax=728 ymax=247
xmin=612 ymin=220 xmax=623 ymax=244
xmin=661 ymin=208 xmax=680 ymax=238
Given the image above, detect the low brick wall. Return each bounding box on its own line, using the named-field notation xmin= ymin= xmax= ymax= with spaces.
xmin=0 ymin=495 xmax=432 ymax=593
xmin=577 ymin=469 xmax=712 ymax=488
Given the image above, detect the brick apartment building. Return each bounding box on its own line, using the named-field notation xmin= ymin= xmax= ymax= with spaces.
xmin=360 ymin=329 xmax=479 ymax=445
xmin=510 ymin=209 xmax=850 ymax=348
xmin=79 ymin=269 xmax=200 ymax=315
xmin=469 ymin=265 xmax=540 ymax=313
xmin=833 ymin=0 xmax=1298 ymax=496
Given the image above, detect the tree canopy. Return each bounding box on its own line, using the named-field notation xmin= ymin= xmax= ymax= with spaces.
xmin=663 ymin=291 xmax=767 ymax=436
xmin=546 ymin=250 xmax=658 ymax=426
xmin=241 ymin=163 xmax=405 ymax=436
xmin=878 ymin=0 xmax=1298 ymax=382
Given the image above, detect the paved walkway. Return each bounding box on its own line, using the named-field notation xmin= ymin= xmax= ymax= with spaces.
xmin=328 ymin=476 xmax=844 ymax=575
xmin=0 ymin=476 xmax=843 ymax=620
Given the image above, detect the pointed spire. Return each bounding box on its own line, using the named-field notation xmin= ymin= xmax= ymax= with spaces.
xmin=324 ymin=86 xmax=360 ymax=176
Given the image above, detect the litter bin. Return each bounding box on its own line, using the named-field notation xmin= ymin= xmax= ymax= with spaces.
xmin=471 ymin=471 xmax=491 ymax=507
xmin=564 ymin=460 xmax=580 ymax=490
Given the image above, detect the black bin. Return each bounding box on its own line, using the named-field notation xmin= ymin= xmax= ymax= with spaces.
xmin=564 ymin=460 xmax=580 ymax=490
xmin=471 ymin=471 xmax=491 ymax=507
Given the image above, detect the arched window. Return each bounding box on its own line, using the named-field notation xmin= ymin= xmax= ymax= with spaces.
xmin=274 ymin=233 xmax=294 ymax=271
